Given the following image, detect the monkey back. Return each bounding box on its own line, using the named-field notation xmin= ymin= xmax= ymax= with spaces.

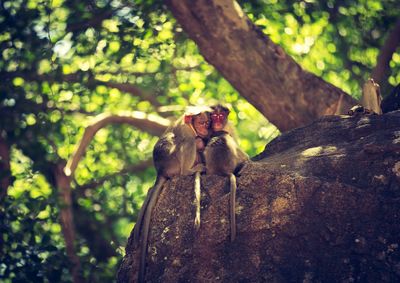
xmin=205 ymin=132 xmax=238 ymax=175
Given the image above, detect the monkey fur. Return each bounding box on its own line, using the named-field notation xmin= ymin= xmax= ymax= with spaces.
xmin=205 ymin=105 xmax=249 ymax=242
xmin=133 ymin=108 xmax=211 ymax=282
xmin=360 ymin=78 xmax=382 ymax=115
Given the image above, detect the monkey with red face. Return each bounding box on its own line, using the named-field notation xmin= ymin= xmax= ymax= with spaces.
xmin=134 ymin=106 xmax=211 ymax=282
xmin=204 ymin=105 xmax=249 ymax=242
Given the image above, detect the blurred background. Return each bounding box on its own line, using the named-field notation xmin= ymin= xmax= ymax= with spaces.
xmin=0 ymin=0 xmax=399 ymax=281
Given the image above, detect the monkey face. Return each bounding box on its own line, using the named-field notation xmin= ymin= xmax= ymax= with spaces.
xmin=211 ymin=111 xmax=228 ymax=131
xmin=193 ymin=113 xmax=210 ymax=138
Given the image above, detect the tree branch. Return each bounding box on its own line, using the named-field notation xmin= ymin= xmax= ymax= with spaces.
xmin=64 ymin=112 xmax=170 ymax=178
xmin=371 ymin=18 xmax=400 ymax=86
xmin=165 ymin=0 xmax=357 ymax=131
xmin=53 ymin=163 xmax=84 ymax=283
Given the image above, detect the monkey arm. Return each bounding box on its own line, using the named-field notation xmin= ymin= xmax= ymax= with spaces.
xmin=237 ymin=147 xmax=250 ymax=164
xmin=195 ymin=136 xmax=206 ymax=152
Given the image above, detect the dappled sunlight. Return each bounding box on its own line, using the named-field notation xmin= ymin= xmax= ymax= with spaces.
xmin=301 ymin=145 xmax=338 ymax=157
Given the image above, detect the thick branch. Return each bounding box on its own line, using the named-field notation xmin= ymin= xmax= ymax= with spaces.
xmin=165 ymin=0 xmax=356 ymax=131
xmin=53 ymin=163 xmax=83 ymax=283
xmin=65 ymin=112 xmax=169 ymax=178
xmin=118 ymin=111 xmax=400 ymax=282
xmin=371 ymin=18 xmax=400 ymax=85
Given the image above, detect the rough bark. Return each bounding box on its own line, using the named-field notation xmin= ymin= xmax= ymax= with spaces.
xmin=165 ymin=0 xmax=357 ymax=132
xmin=118 ymin=110 xmax=400 ymax=282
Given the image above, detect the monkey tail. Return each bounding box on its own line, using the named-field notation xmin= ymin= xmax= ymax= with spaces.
xmin=194 ymin=171 xmax=201 ymax=231
xmin=229 ymin=173 xmax=237 ymax=242
xmin=133 ymin=187 xmax=155 ymax=247
xmin=138 ymin=176 xmax=166 ymax=283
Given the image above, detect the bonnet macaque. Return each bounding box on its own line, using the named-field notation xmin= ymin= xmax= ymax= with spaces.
xmin=134 ymin=106 xmax=211 ymax=282
xmin=349 ymin=78 xmax=383 ymax=115
xmin=204 ymin=105 xmax=249 ymax=242
xmin=361 ymin=78 xmax=382 ymax=114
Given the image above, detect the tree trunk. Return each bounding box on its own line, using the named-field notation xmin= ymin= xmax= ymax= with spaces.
xmin=371 ymin=18 xmax=400 ymax=97
xmin=117 ymin=110 xmax=400 ymax=282
xmin=165 ymin=0 xmax=357 ymax=132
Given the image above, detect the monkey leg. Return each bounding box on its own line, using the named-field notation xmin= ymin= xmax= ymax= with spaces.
xmin=194 ymin=171 xmax=201 ymax=231
xmin=138 ymin=177 xmax=166 ymax=283
xmin=229 ymin=174 xmax=237 ymax=242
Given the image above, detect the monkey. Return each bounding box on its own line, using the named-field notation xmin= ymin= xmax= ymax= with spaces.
xmin=361 ymin=78 xmax=382 ymax=114
xmin=204 ymin=105 xmax=249 ymax=242
xmin=133 ymin=106 xmax=211 ymax=282
xmin=350 ymin=78 xmax=383 ymax=116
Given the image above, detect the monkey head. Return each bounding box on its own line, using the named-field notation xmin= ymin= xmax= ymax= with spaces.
xmin=210 ymin=105 xmax=230 ymax=132
xmin=191 ymin=112 xmax=210 ymax=138
xmin=184 ymin=106 xmax=211 ymax=138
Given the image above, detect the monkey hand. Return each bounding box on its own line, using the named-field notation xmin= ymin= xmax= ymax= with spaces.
xmin=191 ymin=163 xmax=206 ymax=173
xmin=195 ymin=137 xmax=206 ymax=152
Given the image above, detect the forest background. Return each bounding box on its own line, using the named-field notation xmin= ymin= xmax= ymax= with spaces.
xmin=0 ymin=0 xmax=399 ymax=282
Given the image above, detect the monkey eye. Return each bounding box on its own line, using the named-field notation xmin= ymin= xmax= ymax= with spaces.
xmin=211 ymin=113 xmax=225 ymax=119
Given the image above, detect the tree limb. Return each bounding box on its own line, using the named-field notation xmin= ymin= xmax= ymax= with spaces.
xmin=64 ymin=112 xmax=170 ymax=178
xmin=371 ymin=18 xmax=400 ymax=87
xmin=118 ymin=111 xmax=400 ymax=282
xmin=165 ymin=0 xmax=357 ymax=131
xmin=53 ymin=163 xmax=84 ymax=283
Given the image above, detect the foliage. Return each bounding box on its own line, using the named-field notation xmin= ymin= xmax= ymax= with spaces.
xmin=0 ymin=0 xmax=398 ymax=281
xmin=242 ymin=0 xmax=400 ymax=98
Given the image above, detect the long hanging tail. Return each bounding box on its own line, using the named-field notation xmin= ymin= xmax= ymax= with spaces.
xmin=133 ymin=187 xmax=155 ymax=246
xmin=194 ymin=171 xmax=201 ymax=231
xmin=138 ymin=176 xmax=166 ymax=283
xmin=229 ymin=173 xmax=237 ymax=242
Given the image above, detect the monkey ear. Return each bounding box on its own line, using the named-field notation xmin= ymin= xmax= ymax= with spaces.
xmin=184 ymin=115 xmax=193 ymax=124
